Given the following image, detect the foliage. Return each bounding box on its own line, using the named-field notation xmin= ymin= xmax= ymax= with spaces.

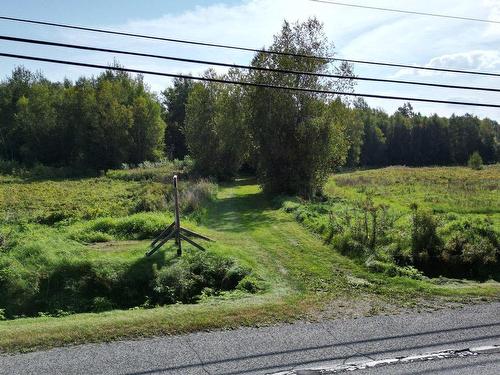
xmin=161 ymin=78 xmax=194 ymax=160
xmin=0 ymin=225 xmax=248 ymax=317
xmin=153 ymin=252 xmax=250 ymax=304
xmin=248 ymin=19 xmax=353 ymax=196
xmin=468 ymin=151 xmax=483 ymax=170
xmin=0 ymin=67 xmax=165 ymax=170
xmin=1 ymin=178 xmax=499 ymax=352
xmin=410 ymin=206 xmax=442 ymax=265
xmin=353 ymin=105 xmax=499 ymax=168
xmin=185 ymin=70 xmax=251 ymax=180
xmin=0 ymin=161 xmax=228 ymax=320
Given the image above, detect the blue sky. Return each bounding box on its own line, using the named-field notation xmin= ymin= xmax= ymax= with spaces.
xmin=1 ymin=0 xmax=500 ymax=119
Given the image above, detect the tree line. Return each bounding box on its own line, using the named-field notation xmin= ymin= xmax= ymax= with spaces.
xmin=0 ymin=67 xmax=165 ymax=171
xmin=348 ymin=101 xmax=499 ymax=168
xmin=1 ymin=18 xmax=499 ymax=196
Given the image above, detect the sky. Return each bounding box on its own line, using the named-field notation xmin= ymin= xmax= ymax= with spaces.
xmin=1 ymin=0 xmax=500 ymax=119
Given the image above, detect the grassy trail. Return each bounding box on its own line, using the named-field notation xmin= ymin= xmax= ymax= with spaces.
xmin=0 ymin=178 xmax=498 ymax=352
xmin=203 ymin=178 xmax=347 ymax=293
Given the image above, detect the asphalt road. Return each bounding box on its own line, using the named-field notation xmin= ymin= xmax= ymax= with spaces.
xmin=1 ymin=302 xmax=499 ymax=375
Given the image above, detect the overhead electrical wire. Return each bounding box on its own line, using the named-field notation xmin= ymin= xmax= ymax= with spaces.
xmin=1 ymin=52 xmax=499 ymax=109
xmin=2 ymin=35 xmax=500 ymax=93
xmin=309 ymin=0 xmax=500 ymax=25
xmin=1 ymin=15 xmax=500 ymax=78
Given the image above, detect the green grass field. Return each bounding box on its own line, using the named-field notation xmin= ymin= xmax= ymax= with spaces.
xmin=0 ymin=167 xmax=499 ymax=352
xmin=327 ymin=165 xmax=500 ymax=217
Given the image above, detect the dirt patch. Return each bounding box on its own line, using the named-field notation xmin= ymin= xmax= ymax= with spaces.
xmin=306 ymin=293 xmax=498 ymax=322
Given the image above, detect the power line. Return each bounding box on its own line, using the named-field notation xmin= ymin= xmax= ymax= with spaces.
xmin=3 ymin=35 xmax=500 ymax=94
xmin=1 ymin=52 xmax=499 ymax=109
xmin=1 ymin=15 xmax=500 ymax=78
xmin=309 ymin=0 xmax=500 ymax=25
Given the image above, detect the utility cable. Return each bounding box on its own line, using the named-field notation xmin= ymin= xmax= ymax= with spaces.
xmin=1 ymin=52 xmax=499 ymax=108
xmin=2 ymin=35 xmax=500 ymax=93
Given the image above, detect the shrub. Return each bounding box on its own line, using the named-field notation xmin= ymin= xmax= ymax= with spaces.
xmin=365 ymin=259 xmax=424 ymax=279
xmin=0 ymin=159 xmax=22 ymax=175
xmin=468 ymin=152 xmax=483 ymax=170
xmin=153 ymin=252 xmax=250 ymax=304
xmin=411 ymin=207 xmax=442 ymax=260
xmin=172 ymin=156 xmax=195 ymax=174
xmin=0 ymin=230 xmax=252 ymax=318
xmin=440 ymin=218 xmax=499 ymax=279
xmin=237 ymin=275 xmax=263 ymax=293
xmin=91 ymin=297 xmax=115 ymax=312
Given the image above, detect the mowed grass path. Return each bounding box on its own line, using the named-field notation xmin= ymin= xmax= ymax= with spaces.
xmin=1 ymin=178 xmax=499 ymax=352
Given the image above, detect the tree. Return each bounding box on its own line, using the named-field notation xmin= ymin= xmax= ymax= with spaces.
xmin=130 ymin=95 xmax=165 ymax=164
xmin=162 ymin=78 xmax=193 ymax=160
xmin=359 ymin=108 xmax=388 ymax=167
xmin=449 ymin=114 xmax=481 ymax=165
xmin=397 ymin=102 xmax=414 ymax=118
xmin=184 ymin=70 xmax=250 ymax=179
xmin=468 ymin=151 xmax=483 ymax=170
xmin=479 ymin=118 xmax=498 ymax=164
xmin=89 ymin=79 xmax=133 ymax=170
xmin=420 ymin=115 xmax=450 ymax=166
xmin=248 ymin=18 xmax=352 ymax=196
xmin=387 ymin=112 xmax=412 ymax=165
xmin=345 ymin=99 xmax=364 ymax=167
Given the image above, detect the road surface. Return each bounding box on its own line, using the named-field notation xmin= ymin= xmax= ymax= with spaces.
xmin=1 ymin=302 xmax=499 ymax=374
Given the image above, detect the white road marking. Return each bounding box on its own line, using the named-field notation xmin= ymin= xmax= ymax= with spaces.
xmin=269 ymin=344 xmax=500 ymax=374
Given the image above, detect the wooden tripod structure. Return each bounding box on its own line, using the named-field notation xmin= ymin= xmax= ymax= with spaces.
xmin=146 ymin=175 xmax=213 ymax=257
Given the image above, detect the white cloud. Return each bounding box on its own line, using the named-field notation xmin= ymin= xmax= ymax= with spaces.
xmin=428 ymin=50 xmax=500 ymax=70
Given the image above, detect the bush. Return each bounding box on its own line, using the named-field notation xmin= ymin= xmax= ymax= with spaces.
xmin=153 ymin=252 xmax=250 ymax=304
xmin=237 ymin=275 xmax=263 ymax=293
xmin=411 ymin=207 xmax=442 ymax=263
xmin=440 ymin=218 xmax=499 ymax=279
xmin=365 ymin=259 xmax=424 ymax=279
xmin=91 ymin=297 xmax=115 ymax=312
xmin=0 ymin=159 xmax=22 ymax=175
xmin=0 ymin=229 xmax=252 ymax=318
xmin=468 ymin=152 xmax=483 ymax=170
xmin=106 ymin=157 xmax=194 ymax=182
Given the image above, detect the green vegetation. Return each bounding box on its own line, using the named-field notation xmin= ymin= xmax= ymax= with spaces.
xmin=0 ymin=162 xmax=224 ymax=320
xmin=283 ymin=165 xmax=500 ymax=281
xmin=1 ymin=169 xmax=499 ymax=352
xmin=0 ymin=67 xmax=165 ymax=171
xmin=468 ymin=151 xmax=483 ymax=170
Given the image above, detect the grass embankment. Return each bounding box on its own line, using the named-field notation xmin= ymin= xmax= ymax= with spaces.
xmin=1 ymin=171 xmax=499 ymax=352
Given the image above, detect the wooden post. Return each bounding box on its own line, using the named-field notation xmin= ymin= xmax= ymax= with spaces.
xmin=173 ymin=175 xmax=182 ymax=257
xmin=146 ymin=175 xmax=213 ymax=257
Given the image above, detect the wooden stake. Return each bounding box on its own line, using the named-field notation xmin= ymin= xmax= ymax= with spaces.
xmin=145 ymin=175 xmax=213 ymax=257
xmin=173 ymin=175 xmax=182 ymax=256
